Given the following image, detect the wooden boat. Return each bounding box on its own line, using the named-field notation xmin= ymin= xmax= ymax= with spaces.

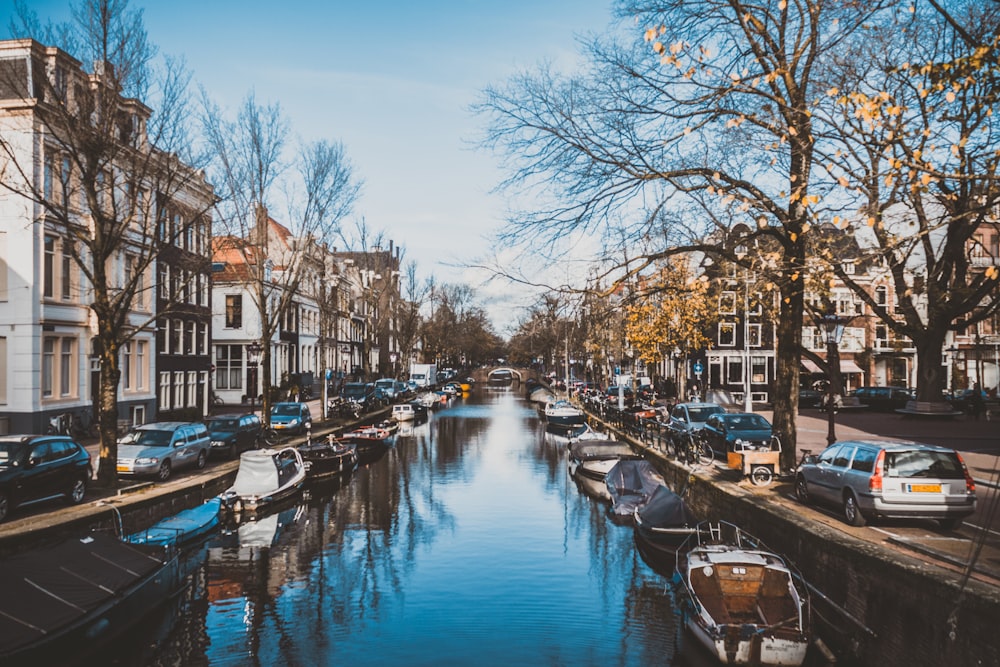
xmin=544 ymin=400 xmax=587 ymax=429
xmin=218 ymin=447 xmax=306 ymax=514
xmin=342 ymin=425 xmax=393 ymax=443
xmin=605 ymin=459 xmax=665 ymax=524
xmin=633 ymin=485 xmax=700 ymax=573
xmin=672 ymin=521 xmax=812 ymax=666
xmin=0 ymin=533 xmax=184 ymax=666
xmin=299 ymin=435 xmax=358 ymax=481
xmin=127 ymin=497 xmax=223 ymax=548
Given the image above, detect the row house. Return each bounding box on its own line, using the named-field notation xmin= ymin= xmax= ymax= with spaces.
xmin=211 ymin=216 xmax=404 ymax=406
xmin=0 ymin=38 xmax=214 ymax=433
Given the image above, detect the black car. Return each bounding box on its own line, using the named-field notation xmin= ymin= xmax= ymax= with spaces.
xmin=0 ymin=434 xmax=92 ymax=522
xmin=342 ymin=382 xmax=385 ymax=411
xmin=847 ymin=386 xmax=915 ymax=412
xmin=699 ymin=412 xmax=775 ymax=458
xmin=206 ymin=413 xmax=263 ymax=459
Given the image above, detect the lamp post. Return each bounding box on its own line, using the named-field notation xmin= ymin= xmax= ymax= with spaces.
xmin=734 ymin=244 xmax=753 ymax=412
xmin=821 ymin=314 xmax=845 ymax=446
xmin=246 ymin=341 xmax=262 ymax=415
xmin=390 ymin=352 xmax=398 ymax=379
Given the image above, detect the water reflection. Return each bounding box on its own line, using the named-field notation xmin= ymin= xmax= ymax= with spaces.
xmin=98 ymin=389 xmax=685 ymax=666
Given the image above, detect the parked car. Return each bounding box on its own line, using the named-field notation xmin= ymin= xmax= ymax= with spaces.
xmin=206 ymin=413 xmax=263 ymax=459
xmin=847 ymin=386 xmax=915 ymax=411
xmin=0 ymin=434 xmax=91 ymax=522
xmin=699 ymin=412 xmax=775 ymax=459
xmin=341 ymin=382 xmax=384 ymax=411
xmin=605 ymin=385 xmax=635 ymax=407
xmin=666 ymin=402 xmax=727 ymax=446
xmin=794 ymin=440 xmax=976 ymax=529
xmin=947 ymin=388 xmax=989 ymax=414
xmin=375 ymin=378 xmax=402 ymax=402
xmin=269 ymin=402 xmax=313 ymax=435
xmin=116 ymin=422 xmax=211 ymax=481
xmin=798 ymin=388 xmax=824 ymax=408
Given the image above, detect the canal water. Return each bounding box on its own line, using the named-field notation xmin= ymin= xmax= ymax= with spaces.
xmin=102 ymin=387 xmax=711 ymax=667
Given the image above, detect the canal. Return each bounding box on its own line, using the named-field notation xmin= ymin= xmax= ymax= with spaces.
xmin=98 ymin=386 xmax=701 ymax=666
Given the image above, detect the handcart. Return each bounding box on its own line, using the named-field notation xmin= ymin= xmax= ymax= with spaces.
xmin=726 ymin=436 xmax=782 ymax=486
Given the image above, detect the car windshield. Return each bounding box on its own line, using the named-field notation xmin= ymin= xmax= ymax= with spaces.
xmin=342 ymin=385 xmax=367 ymax=398
xmin=272 ymin=404 xmax=301 ymax=416
xmin=885 ymin=451 xmax=965 ymax=479
xmin=688 ymin=407 xmax=722 ymax=422
xmin=725 ymin=414 xmax=770 ymax=430
xmin=376 ymin=380 xmax=394 ymax=388
xmin=127 ymin=430 xmax=173 ymax=447
xmin=208 ymin=419 xmax=238 ymax=432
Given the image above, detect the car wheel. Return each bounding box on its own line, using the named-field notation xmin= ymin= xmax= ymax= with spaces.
xmin=196 ymin=450 xmax=207 ymax=470
xmin=157 ymin=460 xmax=172 ymax=481
xmin=938 ymin=517 xmax=963 ymax=531
xmin=794 ymin=475 xmax=811 ymax=504
xmin=0 ymin=492 xmax=9 ymax=522
xmin=66 ymin=477 xmax=87 ymax=505
xmin=843 ymin=491 xmax=867 ymax=527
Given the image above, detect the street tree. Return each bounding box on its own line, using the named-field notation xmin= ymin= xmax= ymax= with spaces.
xmin=201 ymin=92 xmax=361 ymax=422
xmin=479 ymin=0 xmax=890 ymax=468
xmin=0 ymin=0 xmax=211 ymax=486
xmin=814 ymin=1 xmax=1000 ymax=404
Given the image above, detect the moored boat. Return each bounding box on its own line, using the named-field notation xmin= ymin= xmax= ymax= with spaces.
xmin=219 ymin=447 xmax=306 ymax=514
xmin=544 ymin=399 xmax=587 ymax=429
xmin=567 ymin=439 xmax=642 ymax=482
xmin=672 ymin=521 xmax=812 ymax=666
xmin=127 ymin=497 xmax=223 ymax=547
xmin=298 ymin=435 xmax=358 ymax=481
xmin=633 ymin=485 xmax=700 ymax=573
xmin=605 ymin=459 xmax=665 ymax=524
xmin=0 ymin=533 xmax=184 ymax=666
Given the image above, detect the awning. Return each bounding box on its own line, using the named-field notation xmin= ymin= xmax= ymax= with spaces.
xmin=801 ymin=359 xmax=863 ymax=374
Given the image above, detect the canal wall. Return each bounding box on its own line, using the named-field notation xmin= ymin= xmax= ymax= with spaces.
xmin=627 ymin=435 xmax=1000 ymax=667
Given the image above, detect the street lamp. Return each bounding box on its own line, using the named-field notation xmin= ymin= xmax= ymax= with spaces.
xmin=821 ymin=314 xmax=846 ymax=446
xmin=246 ymin=341 xmax=262 ymax=415
xmin=390 ymin=352 xmax=398 ymax=379
xmin=734 ymin=243 xmax=753 ymax=412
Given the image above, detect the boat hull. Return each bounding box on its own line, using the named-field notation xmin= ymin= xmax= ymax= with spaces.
xmin=127 ymin=498 xmax=222 ymax=547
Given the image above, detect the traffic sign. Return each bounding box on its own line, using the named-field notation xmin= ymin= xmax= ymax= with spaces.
xmin=693 ymin=362 xmax=704 ymax=374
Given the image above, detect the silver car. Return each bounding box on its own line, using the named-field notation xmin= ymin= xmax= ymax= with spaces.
xmin=116 ymin=422 xmax=210 ymax=481
xmin=794 ymin=439 xmax=976 ymax=529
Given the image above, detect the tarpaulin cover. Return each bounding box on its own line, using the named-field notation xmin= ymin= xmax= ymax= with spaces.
xmin=228 ymin=449 xmax=303 ymax=496
xmin=636 ymin=485 xmax=699 ymax=529
xmin=568 ymin=440 xmax=636 ymax=462
xmin=0 ymin=532 xmax=165 ymax=655
xmin=606 ymin=460 xmax=665 ymax=517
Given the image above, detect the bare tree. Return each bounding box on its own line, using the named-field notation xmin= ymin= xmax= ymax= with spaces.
xmin=0 ymin=0 xmax=212 ymax=486
xmin=201 ymin=92 xmax=361 ymax=422
xmin=478 ymin=0 xmax=890 ymax=468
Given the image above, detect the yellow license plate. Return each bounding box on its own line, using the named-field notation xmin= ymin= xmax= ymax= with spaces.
xmin=909 ymin=484 xmax=941 ymax=493
xmin=116 ymin=465 xmax=129 ymax=472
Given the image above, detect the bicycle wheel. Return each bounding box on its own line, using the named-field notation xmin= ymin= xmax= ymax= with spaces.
xmin=694 ymin=435 xmax=714 ymax=467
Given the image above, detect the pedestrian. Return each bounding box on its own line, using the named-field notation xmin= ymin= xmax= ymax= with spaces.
xmin=969 ymin=383 xmax=984 ymax=421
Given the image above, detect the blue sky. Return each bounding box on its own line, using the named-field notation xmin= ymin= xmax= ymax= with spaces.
xmin=4 ymin=1 xmax=616 ymax=330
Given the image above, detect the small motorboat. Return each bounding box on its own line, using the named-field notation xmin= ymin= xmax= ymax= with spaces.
xmin=605 ymin=459 xmax=665 ymax=524
xmin=298 ymin=435 xmax=358 ymax=481
xmin=567 ymin=439 xmax=641 ymax=481
xmin=342 ymin=425 xmax=394 ymax=458
xmin=377 ymin=418 xmax=401 ymax=434
xmin=543 ymin=400 xmax=586 ymax=428
xmin=127 ymin=497 xmax=223 ymax=547
xmin=672 ymin=521 xmax=812 ymax=666
xmin=219 ymin=447 xmax=306 ymax=514
xmin=391 ymin=403 xmax=416 ymax=421
xmin=633 ymin=485 xmax=700 ymax=573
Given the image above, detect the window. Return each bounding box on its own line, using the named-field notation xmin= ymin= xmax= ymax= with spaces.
xmin=225 ymin=295 xmax=242 ymax=329
xmin=136 ymin=341 xmax=146 ymax=389
xmin=751 ymin=355 xmax=767 ymax=384
xmin=875 ymin=286 xmax=887 ymax=308
xmin=0 ymin=231 xmax=7 ymax=302
xmin=122 ymin=342 xmax=131 ymax=390
xmin=185 ymin=320 xmax=195 ymax=354
xmin=171 ymin=319 xmax=182 ymax=355
xmin=0 ymin=336 xmax=6 ymax=404
xmin=158 ymin=264 xmax=169 ymax=300
xmin=44 ymin=236 xmax=56 ymax=298
xmin=719 ymin=291 xmax=736 ymax=315
xmin=748 ymin=323 xmax=762 ymax=347
xmin=875 ymin=324 xmax=889 ymax=348
xmin=842 ymin=261 xmax=856 ymax=274
xmin=61 ymin=244 xmax=72 ymax=299
xmin=173 ymin=371 xmax=184 ymax=407
xmin=42 ymin=338 xmax=55 ymax=397
xmin=718 ymin=322 xmax=736 ymax=346
xmin=215 ymin=345 xmax=242 ymax=390
xmin=60 ymin=156 xmax=72 ymax=208
xmin=726 ymin=356 xmax=744 ymax=384
xmin=60 ymin=339 xmax=73 ymax=396
xmin=159 ymin=372 xmax=171 ymax=410
xmin=187 ymin=371 xmax=198 ymax=407
xmin=44 ymin=153 xmax=54 ymax=199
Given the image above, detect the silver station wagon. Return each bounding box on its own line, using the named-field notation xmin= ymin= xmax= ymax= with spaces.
xmin=794 ymin=439 xmax=976 ymax=530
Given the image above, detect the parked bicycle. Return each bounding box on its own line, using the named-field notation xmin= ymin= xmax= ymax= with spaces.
xmin=46 ymin=410 xmax=98 ymax=440
xmin=678 ymin=431 xmax=714 ymax=467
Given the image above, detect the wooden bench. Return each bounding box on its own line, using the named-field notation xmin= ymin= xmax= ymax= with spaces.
xmin=896 ymin=400 xmax=963 ymax=418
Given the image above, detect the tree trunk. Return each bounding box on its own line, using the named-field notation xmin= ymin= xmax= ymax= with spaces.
xmin=774 ymin=248 xmax=806 ymax=472
xmin=95 ymin=343 xmax=122 ymax=488
xmin=914 ymin=331 xmax=948 ymax=403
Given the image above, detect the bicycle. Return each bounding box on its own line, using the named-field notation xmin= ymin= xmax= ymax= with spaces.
xmin=680 ymin=431 xmax=714 ymax=467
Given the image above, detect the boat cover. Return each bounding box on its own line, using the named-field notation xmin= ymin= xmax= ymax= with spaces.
xmin=0 ymin=532 xmax=166 ymax=655
xmin=636 ymin=485 xmax=699 ymax=529
xmin=569 ymin=440 xmax=636 ymax=461
xmin=606 ymin=460 xmax=665 ymax=517
xmin=229 ymin=448 xmax=301 ymax=496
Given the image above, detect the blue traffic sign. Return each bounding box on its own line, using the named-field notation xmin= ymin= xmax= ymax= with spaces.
xmin=693 ymin=362 xmax=704 ymax=374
